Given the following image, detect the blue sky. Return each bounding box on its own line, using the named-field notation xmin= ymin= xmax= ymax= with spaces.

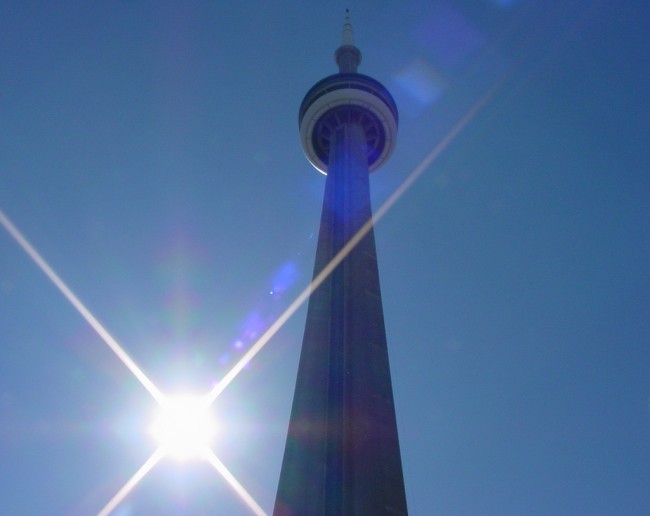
xmin=1 ymin=1 xmax=648 ymax=514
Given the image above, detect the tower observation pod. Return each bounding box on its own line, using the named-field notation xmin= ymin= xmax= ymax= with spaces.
xmin=275 ymin=11 xmax=407 ymax=516
xmin=299 ymin=12 xmax=398 ymax=174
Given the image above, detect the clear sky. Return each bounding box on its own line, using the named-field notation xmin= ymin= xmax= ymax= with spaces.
xmin=1 ymin=1 xmax=648 ymax=514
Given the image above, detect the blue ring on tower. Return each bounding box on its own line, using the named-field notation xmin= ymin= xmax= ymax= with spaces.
xmin=299 ymin=73 xmax=399 ymax=175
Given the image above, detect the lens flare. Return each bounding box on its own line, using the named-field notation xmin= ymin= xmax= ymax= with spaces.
xmin=204 ymin=449 xmax=267 ymax=516
xmin=1 ymin=75 xmax=501 ymax=516
xmin=205 ymin=82 xmax=500 ymax=406
xmin=0 ymin=210 xmax=165 ymax=406
xmin=97 ymin=447 xmax=165 ymax=516
xmin=149 ymin=394 xmax=217 ymax=460
xmin=0 ymin=212 xmax=265 ymax=514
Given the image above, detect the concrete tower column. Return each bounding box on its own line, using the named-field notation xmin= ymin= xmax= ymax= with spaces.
xmin=275 ymin=12 xmax=407 ymax=515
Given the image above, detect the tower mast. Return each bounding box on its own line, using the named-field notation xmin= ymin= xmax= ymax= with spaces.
xmin=275 ymin=12 xmax=407 ymax=515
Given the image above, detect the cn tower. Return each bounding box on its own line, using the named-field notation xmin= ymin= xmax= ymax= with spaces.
xmin=275 ymin=11 xmax=407 ymax=515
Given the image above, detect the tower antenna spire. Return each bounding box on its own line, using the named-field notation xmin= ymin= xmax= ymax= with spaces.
xmin=342 ymin=8 xmax=354 ymax=45
xmin=335 ymin=9 xmax=362 ymax=73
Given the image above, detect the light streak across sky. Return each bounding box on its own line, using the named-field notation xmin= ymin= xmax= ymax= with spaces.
xmin=0 ymin=209 xmax=166 ymax=406
xmin=97 ymin=447 xmax=165 ymax=516
xmin=205 ymin=82 xmax=501 ymax=406
xmin=1 ymin=2 xmax=644 ymax=514
xmin=205 ymin=449 xmax=267 ymax=516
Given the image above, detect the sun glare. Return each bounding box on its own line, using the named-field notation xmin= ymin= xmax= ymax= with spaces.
xmin=150 ymin=394 xmax=217 ymax=461
xmin=2 ymin=72 xmax=499 ymax=515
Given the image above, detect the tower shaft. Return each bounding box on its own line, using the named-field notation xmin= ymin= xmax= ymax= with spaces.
xmin=274 ymin=121 xmax=407 ymax=514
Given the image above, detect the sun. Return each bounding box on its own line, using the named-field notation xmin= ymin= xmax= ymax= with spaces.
xmin=149 ymin=394 xmax=217 ymax=461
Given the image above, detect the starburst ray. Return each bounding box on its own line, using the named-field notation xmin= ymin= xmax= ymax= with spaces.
xmin=2 ymin=76 xmax=500 ymax=516
xmin=204 ymin=449 xmax=267 ymax=516
xmin=205 ymin=83 xmax=500 ymax=405
xmin=97 ymin=447 xmax=165 ymax=516
xmin=0 ymin=210 xmax=166 ymax=405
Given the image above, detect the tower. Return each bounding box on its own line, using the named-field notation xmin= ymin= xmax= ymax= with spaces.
xmin=274 ymin=12 xmax=407 ymax=515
